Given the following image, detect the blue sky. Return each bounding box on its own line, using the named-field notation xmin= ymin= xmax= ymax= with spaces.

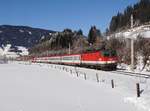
xmin=0 ymin=0 xmax=138 ymax=35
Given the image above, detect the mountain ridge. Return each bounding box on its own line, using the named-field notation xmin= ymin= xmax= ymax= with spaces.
xmin=0 ymin=25 xmax=56 ymax=48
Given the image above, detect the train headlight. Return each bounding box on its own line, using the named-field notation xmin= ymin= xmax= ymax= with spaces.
xmin=99 ymin=58 xmax=102 ymax=61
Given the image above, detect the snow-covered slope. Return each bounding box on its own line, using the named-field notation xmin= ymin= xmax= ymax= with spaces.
xmin=0 ymin=61 xmax=150 ymax=111
xmin=107 ymin=25 xmax=150 ymax=39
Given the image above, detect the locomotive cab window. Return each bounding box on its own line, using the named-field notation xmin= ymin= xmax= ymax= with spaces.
xmin=111 ymin=50 xmax=117 ymax=56
xmin=102 ymin=50 xmax=117 ymax=57
xmin=102 ymin=51 xmax=110 ymax=57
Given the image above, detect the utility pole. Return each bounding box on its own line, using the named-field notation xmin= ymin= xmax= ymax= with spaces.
xmin=131 ymin=14 xmax=134 ymax=71
xmin=69 ymin=43 xmax=71 ymax=54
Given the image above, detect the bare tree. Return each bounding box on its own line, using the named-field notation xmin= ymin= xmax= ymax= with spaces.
xmin=135 ymin=36 xmax=150 ymax=70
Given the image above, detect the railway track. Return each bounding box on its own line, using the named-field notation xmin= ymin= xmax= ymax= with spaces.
xmin=32 ymin=61 xmax=150 ymax=79
xmin=111 ymin=70 xmax=150 ymax=79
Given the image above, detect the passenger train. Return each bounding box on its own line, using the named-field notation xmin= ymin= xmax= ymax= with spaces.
xmin=31 ymin=50 xmax=118 ymax=70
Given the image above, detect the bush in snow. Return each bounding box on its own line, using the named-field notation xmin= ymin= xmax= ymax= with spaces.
xmin=135 ymin=36 xmax=150 ymax=70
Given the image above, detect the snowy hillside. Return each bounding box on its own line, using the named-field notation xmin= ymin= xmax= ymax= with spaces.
xmin=107 ymin=24 xmax=150 ymax=39
xmin=0 ymin=44 xmax=29 ymax=58
xmin=0 ymin=61 xmax=150 ymax=111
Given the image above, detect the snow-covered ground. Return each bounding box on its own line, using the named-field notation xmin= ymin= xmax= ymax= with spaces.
xmin=0 ymin=61 xmax=150 ymax=111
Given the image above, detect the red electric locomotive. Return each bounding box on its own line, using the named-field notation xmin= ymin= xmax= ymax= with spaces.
xmin=81 ymin=50 xmax=117 ymax=70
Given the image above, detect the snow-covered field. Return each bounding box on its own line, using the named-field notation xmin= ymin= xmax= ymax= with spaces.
xmin=0 ymin=61 xmax=150 ymax=111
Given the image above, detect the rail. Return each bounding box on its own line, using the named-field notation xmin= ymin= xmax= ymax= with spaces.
xmin=111 ymin=70 xmax=150 ymax=79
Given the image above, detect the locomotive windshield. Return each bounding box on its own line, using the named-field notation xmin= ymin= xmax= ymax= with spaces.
xmin=110 ymin=50 xmax=117 ymax=56
xmin=102 ymin=51 xmax=110 ymax=57
xmin=102 ymin=50 xmax=117 ymax=57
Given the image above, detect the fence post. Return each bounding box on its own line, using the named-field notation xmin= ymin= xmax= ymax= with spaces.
xmin=76 ymin=71 xmax=79 ymax=77
xmin=111 ymin=79 xmax=114 ymax=88
xmin=136 ymin=83 xmax=140 ymax=97
xmin=96 ymin=73 xmax=99 ymax=83
xmin=84 ymin=73 xmax=87 ymax=80
xmin=70 ymin=69 xmax=72 ymax=74
xmin=66 ymin=68 xmax=68 ymax=72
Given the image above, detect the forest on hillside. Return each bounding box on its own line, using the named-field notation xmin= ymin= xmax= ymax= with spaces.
xmin=29 ymin=26 xmax=104 ymax=56
xmin=107 ymin=0 xmax=150 ymax=34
